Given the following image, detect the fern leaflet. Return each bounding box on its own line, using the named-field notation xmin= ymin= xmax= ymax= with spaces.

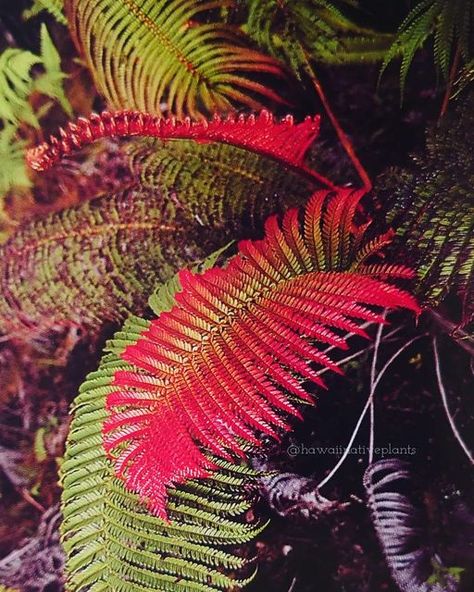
xmin=245 ymin=0 xmax=393 ymax=75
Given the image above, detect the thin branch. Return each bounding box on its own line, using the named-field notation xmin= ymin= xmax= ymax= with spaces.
xmin=369 ymin=314 xmax=386 ymax=464
xmin=432 ymin=336 xmax=474 ymax=464
xmin=427 ymin=309 xmax=474 ymax=357
xmin=317 ymin=334 xmax=424 ymax=491
xmin=302 ymin=55 xmax=372 ymax=191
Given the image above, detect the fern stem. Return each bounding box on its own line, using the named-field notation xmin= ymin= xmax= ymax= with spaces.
xmin=432 ymin=336 xmax=474 ymax=464
xmin=303 ymin=57 xmax=372 ymax=190
xmin=369 ymin=312 xmax=387 ymax=464
xmin=317 ymin=333 xmax=423 ymax=491
xmin=439 ymin=44 xmax=462 ymax=119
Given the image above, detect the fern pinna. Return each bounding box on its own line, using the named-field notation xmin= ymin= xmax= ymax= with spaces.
xmin=2 ymin=111 xmax=328 ymax=339
xmin=98 ymin=188 xmax=419 ymax=518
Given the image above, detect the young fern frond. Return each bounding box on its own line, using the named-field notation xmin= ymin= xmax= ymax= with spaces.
xmin=103 ymin=188 xmax=419 ymax=517
xmin=64 ymin=0 xmax=286 ymax=118
xmin=62 ymin=350 xmax=262 ymax=592
xmin=381 ymin=0 xmax=474 ymax=96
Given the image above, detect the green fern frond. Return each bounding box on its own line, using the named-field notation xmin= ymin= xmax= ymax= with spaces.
xmin=0 ymin=47 xmax=43 ymax=128
xmin=245 ymin=0 xmax=393 ymax=76
xmin=62 ymin=342 xmax=262 ymax=592
xmin=0 ymin=126 xmax=32 ymax=197
xmin=0 ymin=25 xmax=70 ymax=128
xmin=0 ymin=25 xmax=70 ymax=198
xmin=35 ymin=24 xmax=72 ymax=116
xmin=381 ymin=0 xmax=474 ymax=96
xmin=0 ymin=138 xmax=318 ymax=337
xmin=23 ymin=0 xmax=67 ymax=25
xmin=379 ymin=91 xmax=474 ymax=323
xmin=65 ymin=0 xmax=286 ymax=118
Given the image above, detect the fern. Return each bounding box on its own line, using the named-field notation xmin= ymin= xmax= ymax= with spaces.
xmin=0 ymin=25 xmax=70 ymax=128
xmin=381 ymin=0 xmax=474 ymax=95
xmin=0 ymin=126 xmax=32 ymax=198
xmin=364 ymin=459 xmax=460 ymax=592
xmin=245 ymin=0 xmax=393 ymax=75
xmin=3 ymin=111 xmax=326 ymax=338
xmin=0 ymin=47 xmax=43 ymax=128
xmin=0 ymin=25 xmax=71 ymax=198
xmin=64 ymin=0 xmax=286 ymax=118
xmin=62 ymin=348 xmax=262 ymax=592
xmin=23 ymin=0 xmax=68 ymax=25
xmin=379 ymin=90 xmax=474 ymax=323
xmin=102 ymin=188 xmax=419 ymax=517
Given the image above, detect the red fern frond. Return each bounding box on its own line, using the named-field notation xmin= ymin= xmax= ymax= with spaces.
xmin=26 ymin=109 xmax=334 ymax=187
xmin=103 ymin=189 xmax=420 ymax=518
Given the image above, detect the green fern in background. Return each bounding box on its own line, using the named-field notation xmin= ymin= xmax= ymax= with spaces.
xmin=379 ymin=91 xmax=474 ymax=324
xmin=23 ymin=0 xmax=67 ymax=26
xmin=0 ymin=24 xmax=71 ymax=199
xmin=381 ymin=0 xmax=474 ymax=95
xmin=0 ymin=127 xmax=32 ymax=198
xmin=245 ymin=0 xmax=393 ymax=76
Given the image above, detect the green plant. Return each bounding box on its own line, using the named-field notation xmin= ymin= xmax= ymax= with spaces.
xmin=381 ymin=0 xmax=474 ymax=96
xmin=61 ymin=187 xmax=417 ymax=589
xmin=378 ymin=91 xmax=474 ymax=324
xmin=2 ymin=111 xmax=325 ymax=339
xmin=62 ymin=347 xmax=262 ymax=591
xmin=0 ymin=24 xmax=71 ymax=198
xmin=64 ymin=0 xmax=286 ymax=118
xmin=23 ymin=0 xmax=67 ymax=25
xmin=245 ymin=0 xmax=393 ymax=73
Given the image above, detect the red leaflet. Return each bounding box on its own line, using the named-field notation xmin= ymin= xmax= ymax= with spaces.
xmin=26 ymin=110 xmax=334 ymax=187
xmin=103 ymin=189 xmax=420 ymax=518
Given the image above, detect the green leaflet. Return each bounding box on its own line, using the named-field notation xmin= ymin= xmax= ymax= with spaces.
xmin=23 ymin=0 xmax=68 ymax=25
xmin=379 ymin=91 xmax=474 ymax=323
xmin=62 ymin=343 xmax=263 ymax=592
xmin=0 ymin=139 xmax=318 ymax=337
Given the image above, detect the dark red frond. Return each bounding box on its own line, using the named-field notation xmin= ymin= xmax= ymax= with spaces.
xmin=103 ymin=189 xmax=420 ymax=517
